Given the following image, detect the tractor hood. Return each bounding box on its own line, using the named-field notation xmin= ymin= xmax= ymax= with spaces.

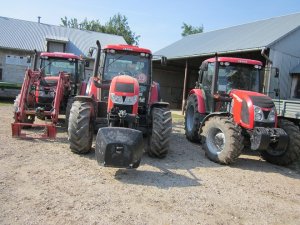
xmin=229 ymin=89 xmax=276 ymax=129
xmin=109 ymin=75 xmax=139 ymax=96
xmin=107 ymin=75 xmax=140 ymax=115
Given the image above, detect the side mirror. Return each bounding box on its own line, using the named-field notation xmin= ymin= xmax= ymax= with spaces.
xmin=161 ymin=56 xmax=167 ymax=66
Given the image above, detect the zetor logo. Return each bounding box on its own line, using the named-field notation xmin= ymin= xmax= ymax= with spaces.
xmin=123 ymin=48 xmax=133 ymax=51
xmin=237 ymin=59 xmax=248 ymax=64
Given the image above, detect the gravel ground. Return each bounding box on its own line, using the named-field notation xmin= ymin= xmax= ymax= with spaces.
xmin=0 ymin=104 xmax=300 ymax=225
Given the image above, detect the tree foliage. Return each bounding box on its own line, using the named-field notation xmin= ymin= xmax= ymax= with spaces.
xmin=181 ymin=22 xmax=204 ymax=37
xmin=60 ymin=13 xmax=140 ymax=45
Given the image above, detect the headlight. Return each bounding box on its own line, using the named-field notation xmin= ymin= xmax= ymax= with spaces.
xmin=110 ymin=93 xmax=138 ymax=105
xmin=110 ymin=93 xmax=123 ymax=104
xmin=124 ymin=95 xmax=138 ymax=105
xmin=254 ymin=106 xmax=263 ymax=121
xmin=268 ymin=107 xmax=276 ymax=121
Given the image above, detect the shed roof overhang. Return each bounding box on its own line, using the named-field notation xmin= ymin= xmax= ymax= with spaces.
xmin=290 ymin=63 xmax=300 ymax=74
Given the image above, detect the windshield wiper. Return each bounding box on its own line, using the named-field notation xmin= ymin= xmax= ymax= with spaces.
xmin=107 ymin=55 xmax=125 ymax=68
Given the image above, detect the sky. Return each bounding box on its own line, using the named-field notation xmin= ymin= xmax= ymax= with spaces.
xmin=0 ymin=0 xmax=300 ymax=52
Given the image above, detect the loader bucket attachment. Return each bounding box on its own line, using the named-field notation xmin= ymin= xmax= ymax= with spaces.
xmin=95 ymin=127 xmax=144 ymax=169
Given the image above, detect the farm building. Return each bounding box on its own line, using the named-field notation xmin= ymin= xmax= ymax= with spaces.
xmin=153 ymin=13 xmax=300 ymax=109
xmin=0 ymin=16 xmax=126 ymax=97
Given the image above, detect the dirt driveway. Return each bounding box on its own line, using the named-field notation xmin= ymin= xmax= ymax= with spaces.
xmin=0 ymin=104 xmax=299 ymax=225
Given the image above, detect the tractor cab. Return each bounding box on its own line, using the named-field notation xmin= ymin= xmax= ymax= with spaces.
xmin=97 ymin=45 xmax=152 ymax=106
xmin=198 ymin=57 xmax=263 ymax=112
xmin=40 ymin=52 xmax=85 ymax=95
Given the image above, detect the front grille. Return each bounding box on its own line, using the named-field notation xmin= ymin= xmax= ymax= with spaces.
xmin=249 ymin=95 xmax=274 ymax=108
xmin=114 ymin=104 xmax=133 ymax=114
xmin=262 ymin=110 xmax=270 ymax=119
xmin=254 ymin=121 xmax=275 ymax=128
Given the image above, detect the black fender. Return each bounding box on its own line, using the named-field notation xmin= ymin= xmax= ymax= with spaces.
xmin=199 ymin=112 xmax=230 ymax=131
xmin=149 ymin=102 xmax=169 ymax=115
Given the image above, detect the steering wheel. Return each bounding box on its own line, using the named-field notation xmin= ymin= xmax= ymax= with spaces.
xmin=118 ymin=71 xmax=132 ymax=76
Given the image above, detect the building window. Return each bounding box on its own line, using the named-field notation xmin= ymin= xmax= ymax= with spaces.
xmin=0 ymin=68 xmax=2 ymax=80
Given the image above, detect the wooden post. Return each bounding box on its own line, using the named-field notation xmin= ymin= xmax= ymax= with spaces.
xmin=181 ymin=60 xmax=188 ymax=115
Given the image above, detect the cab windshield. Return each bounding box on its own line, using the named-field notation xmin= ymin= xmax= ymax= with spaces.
xmin=103 ymin=52 xmax=151 ymax=84
xmin=41 ymin=58 xmax=77 ymax=77
xmin=217 ymin=62 xmax=262 ymax=93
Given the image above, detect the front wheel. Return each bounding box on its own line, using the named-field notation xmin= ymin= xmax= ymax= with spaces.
xmin=185 ymin=94 xmax=205 ymax=142
xmin=68 ymin=101 xmax=94 ymax=154
xmin=148 ymin=107 xmax=172 ymax=158
xmin=260 ymin=119 xmax=300 ymax=165
xmin=201 ymin=116 xmax=243 ymax=164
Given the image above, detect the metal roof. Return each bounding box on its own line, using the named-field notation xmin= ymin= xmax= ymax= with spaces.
xmin=0 ymin=16 xmax=127 ymax=57
xmin=155 ymin=13 xmax=300 ymax=60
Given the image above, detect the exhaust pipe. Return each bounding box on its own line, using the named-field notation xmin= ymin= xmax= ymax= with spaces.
xmin=92 ymin=40 xmax=109 ymax=89
xmin=211 ymin=52 xmax=219 ymax=112
xmin=33 ymin=49 xmax=38 ymax=70
xmin=261 ymin=47 xmax=272 ymax=65
xmin=93 ymin=40 xmax=101 ymax=78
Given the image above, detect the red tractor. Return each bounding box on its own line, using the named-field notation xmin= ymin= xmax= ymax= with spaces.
xmin=12 ymin=51 xmax=85 ymax=138
xmin=185 ymin=55 xmax=300 ymax=165
xmin=68 ymin=41 xmax=172 ymax=168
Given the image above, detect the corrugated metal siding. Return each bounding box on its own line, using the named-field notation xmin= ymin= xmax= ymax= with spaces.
xmin=155 ymin=13 xmax=300 ymax=59
xmin=269 ymin=27 xmax=300 ymax=99
xmin=0 ymin=16 xmax=127 ymax=56
xmin=273 ymin=99 xmax=300 ymax=118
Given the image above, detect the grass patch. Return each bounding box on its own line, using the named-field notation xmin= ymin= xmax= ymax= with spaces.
xmin=0 ymin=101 xmax=13 ymax=107
xmin=172 ymin=113 xmax=184 ymax=122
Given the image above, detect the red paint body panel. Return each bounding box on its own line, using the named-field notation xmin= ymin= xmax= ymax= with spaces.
xmin=205 ymin=57 xmax=263 ymax=66
xmin=79 ymin=81 xmax=87 ymax=95
xmin=149 ymin=81 xmax=160 ymax=106
xmin=229 ymin=89 xmax=277 ymax=129
xmin=107 ymin=75 xmax=139 ymax=115
xmin=188 ymin=89 xmax=206 ymax=114
xmin=104 ymin=44 xmax=152 ymax=54
xmin=86 ymin=77 xmax=98 ymax=97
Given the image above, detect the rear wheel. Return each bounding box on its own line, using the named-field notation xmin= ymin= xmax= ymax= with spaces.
xmin=185 ymin=94 xmax=205 ymax=142
xmin=260 ymin=119 xmax=300 ymax=165
xmin=148 ymin=107 xmax=172 ymax=158
xmin=68 ymin=101 xmax=94 ymax=154
xmin=201 ymin=116 xmax=243 ymax=164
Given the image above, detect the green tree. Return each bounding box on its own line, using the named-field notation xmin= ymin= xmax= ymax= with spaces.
xmin=181 ymin=22 xmax=204 ymax=37
xmin=104 ymin=13 xmax=140 ymax=46
xmin=60 ymin=14 xmax=140 ymax=45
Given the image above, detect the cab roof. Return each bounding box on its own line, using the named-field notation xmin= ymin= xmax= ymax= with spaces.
xmin=204 ymin=57 xmax=263 ymax=66
xmin=104 ymin=44 xmax=152 ymax=54
xmin=40 ymin=52 xmax=81 ymax=60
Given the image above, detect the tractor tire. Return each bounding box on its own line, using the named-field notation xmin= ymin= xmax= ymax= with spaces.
xmin=201 ymin=116 xmax=243 ymax=164
xmin=65 ymin=97 xmax=74 ymax=128
xmin=260 ymin=119 xmax=300 ymax=166
xmin=148 ymin=107 xmax=172 ymax=158
xmin=68 ymin=101 xmax=94 ymax=154
xmin=13 ymin=94 xmax=35 ymax=128
xmin=185 ymin=94 xmax=205 ymax=142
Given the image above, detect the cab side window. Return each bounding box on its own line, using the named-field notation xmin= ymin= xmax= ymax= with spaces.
xmin=202 ymin=63 xmax=214 ymax=91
